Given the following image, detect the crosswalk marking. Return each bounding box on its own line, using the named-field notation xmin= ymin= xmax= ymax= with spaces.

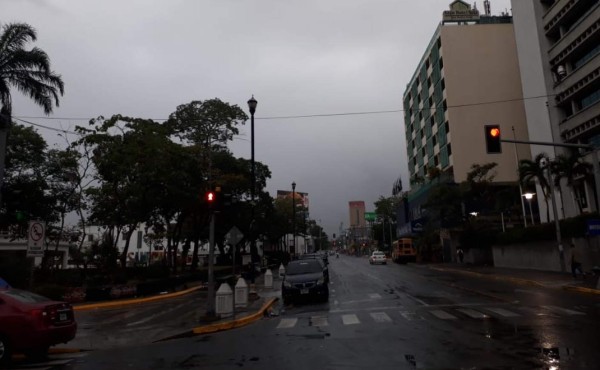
xmin=456 ymin=308 xmax=487 ymax=319
xmin=342 ymin=314 xmax=360 ymax=325
xmin=542 ymin=305 xmax=585 ymax=316
xmin=370 ymin=312 xmax=392 ymax=323
xmin=429 ymin=310 xmax=457 ymax=320
xmin=369 ymin=293 xmax=382 ymax=299
xmin=400 ymin=311 xmax=424 ymax=321
xmin=310 ymin=316 xmax=329 ymax=327
xmin=277 ymin=318 xmax=298 ymax=329
xmin=486 ymin=307 xmax=520 ymax=318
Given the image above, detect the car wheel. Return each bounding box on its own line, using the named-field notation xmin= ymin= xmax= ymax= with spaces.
xmin=0 ymin=335 xmax=12 ymax=368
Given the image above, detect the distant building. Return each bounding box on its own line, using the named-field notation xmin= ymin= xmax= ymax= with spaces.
xmin=277 ymin=190 xmax=309 ymax=211
xmin=511 ymin=0 xmax=600 ymax=219
xmin=348 ymin=201 xmax=369 ymax=245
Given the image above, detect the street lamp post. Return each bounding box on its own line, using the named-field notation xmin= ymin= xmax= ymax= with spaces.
xmin=247 ymin=96 xmax=257 ymax=260
xmin=292 ymin=182 xmax=296 ymax=256
xmin=523 ymin=193 xmax=535 ymax=226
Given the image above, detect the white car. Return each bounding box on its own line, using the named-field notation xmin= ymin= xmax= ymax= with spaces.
xmin=369 ymin=251 xmax=387 ymax=265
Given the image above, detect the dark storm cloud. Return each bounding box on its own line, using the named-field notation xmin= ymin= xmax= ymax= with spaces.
xmin=2 ymin=0 xmax=513 ymax=235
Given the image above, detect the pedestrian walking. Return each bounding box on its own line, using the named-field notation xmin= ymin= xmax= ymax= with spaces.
xmin=571 ymin=243 xmax=584 ymax=279
xmin=457 ymin=247 xmax=464 ymax=264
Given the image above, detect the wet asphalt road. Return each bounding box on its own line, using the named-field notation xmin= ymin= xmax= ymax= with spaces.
xmin=16 ymin=254 xmax=600 ymax=370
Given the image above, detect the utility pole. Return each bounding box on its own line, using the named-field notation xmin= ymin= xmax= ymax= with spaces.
xmin=206 ymin=211 xmax=216 ymax=315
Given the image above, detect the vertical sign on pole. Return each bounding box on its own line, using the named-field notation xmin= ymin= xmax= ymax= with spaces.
xmin=27 ymin=221 xmax=46 ymax=258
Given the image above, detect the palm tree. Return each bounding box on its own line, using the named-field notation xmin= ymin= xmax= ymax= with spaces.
xmin=0 ymin=22 xmax=64 ymax=205
xmin=519 ymin=153 xmax=551 ymax=222
xmin=551 ymin=150 xmax=592 ymax=214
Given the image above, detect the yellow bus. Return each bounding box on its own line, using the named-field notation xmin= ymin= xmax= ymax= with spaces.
xmin=392 ymin=238 xmax=417 ymax=264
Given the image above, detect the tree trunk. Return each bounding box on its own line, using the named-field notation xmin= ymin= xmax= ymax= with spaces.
xmin=0 ymin=115 xmax=10 ymax=208
xmin=191 ymin=237 xmax=200 ymax=271
xmin=181 ymin=238 xmax=191 ymax=271
xmin=119 ymin=224 xmax=136 ymax=269
xmin=53 ymin=211 xmax=66 ymax=269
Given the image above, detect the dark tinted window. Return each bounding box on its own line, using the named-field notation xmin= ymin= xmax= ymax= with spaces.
xmin=0 ymin=289 xmax=51 ymax=303
xmin=286 ymin=261 xmax=322 ymax=275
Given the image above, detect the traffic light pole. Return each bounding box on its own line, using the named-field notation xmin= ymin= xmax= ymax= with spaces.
xmin=206 ymin=210 xmax=216 ymax=316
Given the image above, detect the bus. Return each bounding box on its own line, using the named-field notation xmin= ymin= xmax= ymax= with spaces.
xmin=392 ymin=238 xmax=417 ymax=264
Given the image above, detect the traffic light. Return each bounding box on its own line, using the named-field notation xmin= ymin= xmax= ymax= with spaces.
xmin=206 ymin=191 xmax=216 ymax=209
xmin=484 ymin=125 xmax=502 ymax=154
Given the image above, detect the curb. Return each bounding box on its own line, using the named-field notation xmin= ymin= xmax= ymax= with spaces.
xmin=429 ymin=266 xmax=545 ymax=288
xmin=48 ymin=348 xmax=87 ymax=354
xmin=155 ymin=297 xmax=279 ymax=342
xmin=193 ymin=297 xmax=279 ymax=335
xmin=74 ymin=285 xmax=204 ymax=311
xmin=563 ymin=285 xmax=600 ymax=295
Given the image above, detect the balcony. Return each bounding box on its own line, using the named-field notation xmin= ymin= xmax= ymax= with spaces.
xmin=560 ymin=99 xmax=600 ymax=141
xmin=544 ymin=0 xmax=596 ymax=37
xmin=554 ymin=61 xmax=600 ymax=105
xmin=549 ymin=4 xmax=600 ymax=66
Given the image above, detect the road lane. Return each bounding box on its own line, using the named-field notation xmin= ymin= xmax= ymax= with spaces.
xmin=63 ymin=255 xmax=600 ymax=369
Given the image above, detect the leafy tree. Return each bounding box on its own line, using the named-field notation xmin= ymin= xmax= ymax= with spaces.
xmin=519 ymin=153 xmax=551 ymax=221
xmin=551 ymin=150 xmax=592 ymax=214
xmin=0 ymin=22 xmax=64 ymax=205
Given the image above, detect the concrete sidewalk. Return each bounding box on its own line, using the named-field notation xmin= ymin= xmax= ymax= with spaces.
xmin=428 ymin=263 xmax=600 ymax=294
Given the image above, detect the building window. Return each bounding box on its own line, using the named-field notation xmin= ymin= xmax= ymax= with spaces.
xmin=421 ymin=147 xmax=426 ymax=157
xmin=443 ymin=100 xmax=448 ymax=112
xmin=434 ymin=155 xmax=439 ymax=166
xmin=580 ymin=88 xmax=600 ymax=110
xmin=573 ymin=44 xmax=600 ymax=70
xmin=441 ymin=78 xmax=445 ymax=91
xmin=425 ymin=58 xmax=430 ymax=69
xmin=447 ymin=143 xmax=452 ymax=156
xmin=439 ymin=57 xmax=444 ymax=69
xmin=437 ymin=38 xmax=442 ymax=49
xmin=419 ymin=111 xmax=423 ymax=121
xmin=432 ymin=135 xmax=437 ymax=146
xmin=445 ymin=121 xmax=450 ymax=133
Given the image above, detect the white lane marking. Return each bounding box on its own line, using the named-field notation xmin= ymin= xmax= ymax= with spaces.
xmin=456 ymin=308 xmax=488 ymax=319
xmin=342 ymin=314 xmax=360 ymax=325
xmin=277 ymin=318 xmax=298 ymax=329
xmin=518 ymin=306 xmax=557 ymax=317
xmin=405 ymin=293 xmax=430 ymax=306
xmin=370 ymin=312 xmax=392 ymax=323
xmin=486 ymin=307 xmax=521 ymax=318
xmin=126 ymin=302 xmax=189 ymax=326
xmin=542 ymin=305 xmax=586 ymax=316
xmin=429 ymin=310 xmax=457 ymax=320
xmin=310 ymin=316 xmax=329 ymax=327
xmin=369 ymin=293 xmax=382 ymax=299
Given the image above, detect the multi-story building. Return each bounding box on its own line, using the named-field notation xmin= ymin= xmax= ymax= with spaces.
xmin=403 ymin=0 xmax=532 ymax=226
xmin=512 ymin=0 xmax=600 ymax=218
xmin=348 ymin=201 xmax=369 ymax=244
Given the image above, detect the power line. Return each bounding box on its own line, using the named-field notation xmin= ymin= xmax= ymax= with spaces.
xmin=11 ymin=93 xmax=555 ymax=122
xmin=12 ymin=117 xmax=80 ymax=135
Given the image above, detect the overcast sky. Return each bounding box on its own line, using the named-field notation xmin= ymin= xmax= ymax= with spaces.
xmin=3 ymin=0 xmax=513 ymax=236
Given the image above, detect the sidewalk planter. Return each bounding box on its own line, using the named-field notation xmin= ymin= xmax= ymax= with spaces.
xmin=264 ymin=269 xmax=273 ymax=288
xmin=216 ymin=283 xmax=233 ymax=317
xmin=235 ymin=278 xmax=248 ymax=308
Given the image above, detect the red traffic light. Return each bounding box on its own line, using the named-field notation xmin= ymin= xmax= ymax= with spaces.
xmin=489 ymin=127 xmax=500 ymax=138
xmin=207 ymin=192 xmax=215 ymax=202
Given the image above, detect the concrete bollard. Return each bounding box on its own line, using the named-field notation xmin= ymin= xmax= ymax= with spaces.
xmin=278 ymin=263 xmax=285 ymax=279
xmin=215 ymin=283 xmax=233 ymax=317
xmin=234 ymin=278 xmax=248 ymax=308
xmin=264 ymin=269 xmax=273 ymax=288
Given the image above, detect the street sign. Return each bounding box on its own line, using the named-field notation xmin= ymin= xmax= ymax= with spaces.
xmin=27 ymin=221 xmax=46 ymax=258
xmin=365 ymin=212 xmax=377 ymax=222
xmin=587 ymin=219 xmax=600 ymax=236
xmin=225 ymin=226 xmax=244 ymax=246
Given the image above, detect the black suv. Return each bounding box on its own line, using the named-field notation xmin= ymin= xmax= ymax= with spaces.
xmin=282 ymin=259 xmax=329 ymax=304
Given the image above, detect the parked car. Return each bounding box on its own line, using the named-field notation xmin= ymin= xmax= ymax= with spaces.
xmin=282 ymin=259 xmax=329 ymax=304
xmin=369 ymin=251 xmax=387 ymax=265
xmin=0 ymin=289 xmax=77 ymax=366
xmin=298 ymin=254 xmax=329 ymax=282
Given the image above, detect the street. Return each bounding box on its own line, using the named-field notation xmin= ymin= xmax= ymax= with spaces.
xmin=13 ymin=255 xmax=600 ymax=370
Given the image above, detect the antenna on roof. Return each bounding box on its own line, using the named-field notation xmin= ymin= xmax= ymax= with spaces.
xmin=484 ymin=0 xmax=491 ymax=16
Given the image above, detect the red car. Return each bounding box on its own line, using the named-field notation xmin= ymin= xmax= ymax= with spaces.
xmin=0 ymin=288 xmax=77 ymax=366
